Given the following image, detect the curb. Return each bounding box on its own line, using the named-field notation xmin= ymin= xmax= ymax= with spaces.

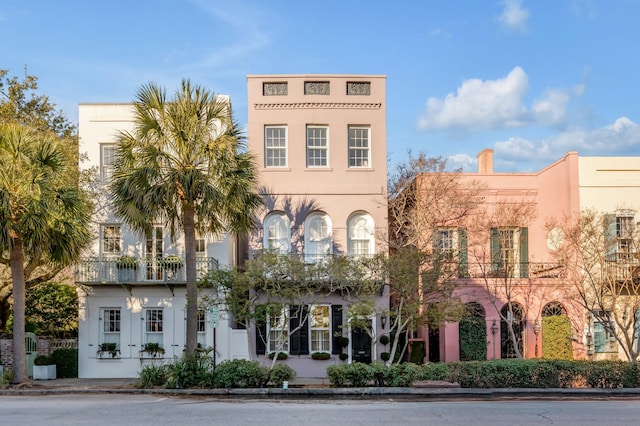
xmin=3 ymin=387 xmax=640 ymax=400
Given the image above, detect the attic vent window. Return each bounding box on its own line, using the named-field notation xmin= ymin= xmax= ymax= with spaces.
xmin=304 ymin=81 xmax=330 ymax=95
xmin=263 ymin=82 xmax=288 ymax=96
xmin=347 ymin=81 xmax=371 ymax=95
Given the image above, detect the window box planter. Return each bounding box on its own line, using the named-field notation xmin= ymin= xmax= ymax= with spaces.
xmin=268 ymin=351 xmax=288 ymax=360
xmin=160 ymin=255 xmax=184 ymax=271
xmin=311 ymin=352 xmax=331 ymax=360
xmin=140 ymin=343 xmax=165 ymax=359
xmin=97 ymin=343 xmax=120 ymax=359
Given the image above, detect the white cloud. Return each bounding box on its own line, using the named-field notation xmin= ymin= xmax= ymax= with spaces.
xmin=531 ymin=89 xmax=569 ymax=127
xmin=417 ymin=67 xmax=529 ymax=132
xmin=499 ymin=0 xmax=530 ymax=32
xmin=446 ymin=153 xmax=476 ymax=172
xmin=494 ymin=117 xmax=640 ymax=165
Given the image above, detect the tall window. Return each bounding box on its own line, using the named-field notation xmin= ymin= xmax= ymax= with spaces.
xmin=101 ymin=144 xmax=117 ymax=184
xmin=310 ymin=305 xmax=331 ymax=353
xmin=490 ymin=227 xmax=528 ymax=278
xmin=306 ymin=126 xmax=328 ymax=167
xmin=195 ymin=232 xmax=206 ymax=255
xmin=268 ymin=308 xmax=289 ymax=353
xmin=101 ymin=224 xmax=121 ymax=255
xmin=436 ymin=229 xmax=456 ymax=255
xmin=593 ymin=311 xmax=617 ymax=354
xmin=305 ymin=213 xmax=332 ymax=262
xmin=348 ymin=126 xmax=370 ymax=168
xmin=101 ymin=308 xmax=121 ymax=350
xmin=265 ymin=126 xmax=287 ymax=168
xmin=197 ymin=309 xmax=206 ymax=348
xmin=617 ymin=213 xmax=635 ymax=259
xmin=144 ymin=308 xmax=163 ymax=346
xmin=264 ymin=212 xmax=291 ymax=253
xmin=348 ymin=213 xmax=374 ymax=257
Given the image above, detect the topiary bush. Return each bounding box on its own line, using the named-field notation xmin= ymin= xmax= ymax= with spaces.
xmin=541 ymin=316 xmax=573 ymax=360
xmin=459 ymin=316 xmax=487 ymax=361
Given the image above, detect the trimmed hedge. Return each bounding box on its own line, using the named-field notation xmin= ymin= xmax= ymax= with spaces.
xmin=326 ymin=359 xmax=640 ymax=388
xmin=50 ymin=348 xmax=78 ymax=378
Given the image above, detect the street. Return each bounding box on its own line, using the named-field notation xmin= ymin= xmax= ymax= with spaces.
xmin=1 ymin=395 xmax=640 ymax=425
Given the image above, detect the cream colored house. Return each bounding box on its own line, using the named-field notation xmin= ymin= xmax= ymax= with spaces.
xmin=76 ymin=103 xmax=248 ymax=378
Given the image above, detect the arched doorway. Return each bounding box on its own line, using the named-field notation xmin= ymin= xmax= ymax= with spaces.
xmin=501 ymin=303 xmax=524 ymax=358
xmin=459 ymin=302 xmax=487 ymax=361
xmin=541 ymin=301 xmax=572 ymax=359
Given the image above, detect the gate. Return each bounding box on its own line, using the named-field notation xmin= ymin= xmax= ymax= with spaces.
xmin=25 ymin=332 xmax=37 ymax=378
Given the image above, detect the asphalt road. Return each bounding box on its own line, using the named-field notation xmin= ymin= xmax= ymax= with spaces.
xmin=2 ymin=395 xmax=640 ymax=425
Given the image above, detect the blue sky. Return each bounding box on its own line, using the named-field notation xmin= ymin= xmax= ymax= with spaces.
xmin=2 ymin=0 xmax=639 ymax=172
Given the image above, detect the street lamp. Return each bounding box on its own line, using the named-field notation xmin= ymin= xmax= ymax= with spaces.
xmin=533 ymin=319 xmax=541 ymax=357
xmin=490 ymin=319 xmax=498 ymax=335
xmin=380 ymin=315 xmax=387 ymax=329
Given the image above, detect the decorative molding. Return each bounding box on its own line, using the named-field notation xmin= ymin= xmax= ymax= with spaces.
xmin=254 ymin=102 xmax=381 ymax=110
xmin=347 ymin=81 xmax=371 ymax=95
xmin=263 ymin=82 xmax=288 ymax=96
xmin=304 ymin=81 xmax=330 ymax=95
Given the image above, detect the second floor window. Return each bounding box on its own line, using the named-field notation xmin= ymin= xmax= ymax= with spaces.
xmin=265 ymin=126 xmax=287 ymax=168
xmin=306 ymin=126 xmax=328 ymax=167
xmin=264 ymin=212 xmax=291 ymax=253
xmin=490 ymin=227 xmax=528 ymax=278
xmin=305 ymin=213 xmax=332 ymax=262
xmin=101 ymin=224 xmax=121 ymax=255
xmin=348 ymin=213 xmax=374 ymax=257
xmin=348 ymin=126 xmax=370 ymax=168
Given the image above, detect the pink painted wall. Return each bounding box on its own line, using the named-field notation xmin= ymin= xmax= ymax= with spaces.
xmin=424 ymin=150 xmax=585 ymax=362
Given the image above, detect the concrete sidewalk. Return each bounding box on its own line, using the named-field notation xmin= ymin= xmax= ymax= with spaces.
xmin=3 ymin=377 xmax=640 ymax=400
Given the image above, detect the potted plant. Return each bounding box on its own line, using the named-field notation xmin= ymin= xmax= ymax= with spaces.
xmin=141 ymin=342 xmax=165 ymax=358
xmin=97 ymin=342 xmax=120 ymax=358
xmin=160 ymin=255 xmax=184 ymax=271
xmin=33 ymin=355 xmax=56 ymax=380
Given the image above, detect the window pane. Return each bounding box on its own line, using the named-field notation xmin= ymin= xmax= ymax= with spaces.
xmin=310 ymin=305 xmax=330 ymax=352
xmin=348 ymin=127 xmax=370 ymax=168
xmin=306 ymin=127 xmax=328 ymax=167
xmin=102 ymin=225 xmax=121 ymax=254
xmin=265 ymin=127 xmax=287 ymax=167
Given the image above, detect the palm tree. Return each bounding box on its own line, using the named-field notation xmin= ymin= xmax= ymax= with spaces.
xmin=0 ymin=123 xmax=92 ymax=383
xmin=110 ymin=80 xmax=262 ymax=355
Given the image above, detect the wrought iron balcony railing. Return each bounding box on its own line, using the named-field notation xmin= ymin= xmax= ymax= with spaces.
xmin=75 ymin=256 xmax=219 ymax=285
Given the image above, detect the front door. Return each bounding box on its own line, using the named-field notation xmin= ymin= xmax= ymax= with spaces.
xmin=25 ymin=332 xmax=37 ymax=378
xmin=428 ymin=327 xmax=440 ymax=362
xmin=146 ymin=225 xmax=164 ymax=280
xmin=351 ymin=324 xmax=372 ymax=364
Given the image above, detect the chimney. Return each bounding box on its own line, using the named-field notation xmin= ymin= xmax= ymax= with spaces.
xmin=477 ymin=149 xmax=494 ymax=174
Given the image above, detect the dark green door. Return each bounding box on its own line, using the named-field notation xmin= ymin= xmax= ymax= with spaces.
xmin=351 ymin=325 xmax=372 ymax=364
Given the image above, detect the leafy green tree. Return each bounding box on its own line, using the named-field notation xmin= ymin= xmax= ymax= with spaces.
xmin=26 ymin=281 xmax=78 ymax=338
xmin=0 ymin=69 xmax=88 ymax=332
xmin=0 ymin=123 xmax=92 ymax=384
xmin=110 ymin=80 xmax=262 ymax=354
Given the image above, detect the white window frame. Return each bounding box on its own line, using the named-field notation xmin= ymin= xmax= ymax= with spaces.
xmin=101 ymin=224 xmax=121 ymax=255
xmin=495 ymin=227 xmax=521 ymax=277
xmin=101 ymin=143 xmax=117 ymax=184
xmin=305 ymin=213 xmax=332 ymax=262
xmin=310 ymin=305 xmax=331 ymax=353
xmin=144 ymin=308 xmax=164 ymax=347
xmin=347 ymin=213 xmax=375 ymax=257
xmin=265 ymin=126 xmax=287 ymax=168
xmin=348 ymin=126 xmax=371 ymax=168
xmin=268 ymin=307 xmax=289 ymax=354
xmin=264 ymin=212 xmax=291 ymax=253
xmin=195 ymin=231 xmax=206 ymax=256
xmin=616 ymin=212 xmax=635 ymax=259
xmin=306 ymin=125 xmax=329 ymax=168
xmin=197 ymin=309 xmax=206 ymax=348
xmin=101 ymin=308 xmax=121 ymax=351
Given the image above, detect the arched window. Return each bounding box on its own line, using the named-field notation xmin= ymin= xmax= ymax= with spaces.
xmin=347 ymin=213 xmax=375 ymax=257
xmin=542 ymin=301 xmax=566 ymax=317
xmin=500 ymin=303 xmax=525 ymax=359
xmin=263 ymin=212 xmax=291 ymax=253
xmin=305 ymin=212 xmax=332 ymax=262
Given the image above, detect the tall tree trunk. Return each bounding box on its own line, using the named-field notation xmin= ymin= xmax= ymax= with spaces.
xmin=10 ymin=236 xmax=27 ymax=384
xmin=183 ymin=202 xmax=198 ymax=354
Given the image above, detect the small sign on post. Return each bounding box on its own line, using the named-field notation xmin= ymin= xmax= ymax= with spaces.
xmin=208 ymin=306 xmax=220 ymax=328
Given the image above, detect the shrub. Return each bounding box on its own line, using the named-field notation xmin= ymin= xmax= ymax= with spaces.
xmin=338 ymin=353 xmax=348 ymax=361
xmin=142 ymin=342 xmax=165 ymax=356
xmin=379 ymin=334 xmax=390 ymax=345
xmin=344 ymin=362 xmax=373 ymax=387
xmin=50 ymin=348 xmax=78 ymax=378
xmin=337 ymin=336 xmax=349 ymax=348
xmin=386 ymin=362 xmax=421 ymax=387
xmin=541 ymin=316 xmax=573 ymax=360
xmin=165 ymin=353 xmax=215 ymax=389
xmin=380 ymin=352 xmax=391 ymax=362
xmin=409 ymin=341 xmax=426 ymax=365
xmin=115 ymin=255 xmax=138 ymax=270
xmin=213 ymin=359 xmax=269 ymax=388
xmin=327 ymin=364 xmax=347 ymax=387
xmin=138 ymin=364 xmax=169 ymax=388
xmin=34 ymin=355 xmax=53 ymax=366
xmin=270 ymin=364 xmax=296 ymax=387
xmin=311 ymin=352 xmax=330 ymax=360
xmin=459 ymin=316 xmax=487 ymax=361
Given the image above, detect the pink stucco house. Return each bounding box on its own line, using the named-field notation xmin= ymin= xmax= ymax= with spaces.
xmin=416 ymin=149 xmax=586 ymax=362
xmin=246 ymin=75 xmax=389 ymax=377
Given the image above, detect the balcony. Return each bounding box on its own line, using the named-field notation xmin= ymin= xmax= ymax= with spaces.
xmin=75 ymin=256 xmax=219 ymax=287
xmin=462 ymin=262 xmax=566 ymax=279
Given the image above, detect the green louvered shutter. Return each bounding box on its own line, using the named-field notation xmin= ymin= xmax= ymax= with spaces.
xmin=458 ymin=228 xmax=468 ymax=278
xmin=490 ymin=228 xmax=500 ymax=273
xmin=519 ymin=227 xmax=529 ymax=278
xmin=604 ymin=214 xmax=617 ymax=261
